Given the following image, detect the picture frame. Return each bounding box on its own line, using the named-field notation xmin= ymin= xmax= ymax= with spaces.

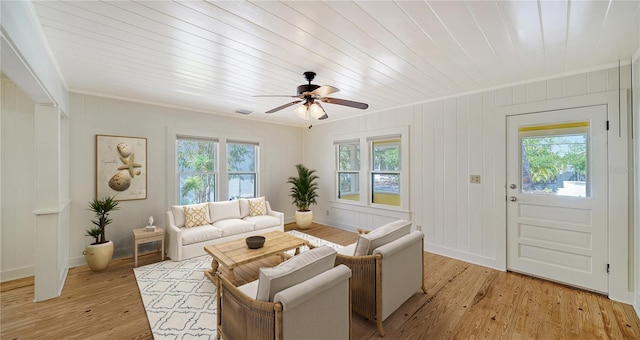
xmin=96 ymin=134 xmax=147 ymax=201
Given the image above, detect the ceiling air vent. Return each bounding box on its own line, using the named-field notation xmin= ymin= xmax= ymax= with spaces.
xmin=235 ymin=109 xmax=253 ymax=115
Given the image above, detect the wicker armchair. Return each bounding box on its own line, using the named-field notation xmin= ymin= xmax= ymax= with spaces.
xmin=215 ymin=247 xmax=352 ymax=340
xmin=336 ymin=229 xmax=427 ymax=337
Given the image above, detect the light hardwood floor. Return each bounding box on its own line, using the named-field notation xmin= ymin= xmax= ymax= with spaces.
xmin=2 ymin=223 xmax=639 ymax=339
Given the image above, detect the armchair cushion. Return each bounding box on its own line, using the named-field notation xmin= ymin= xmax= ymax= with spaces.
xmin=256 ymin=246 xmax=337 ymax=302
xmin=354 ymin=219 xmax=412 ymax=256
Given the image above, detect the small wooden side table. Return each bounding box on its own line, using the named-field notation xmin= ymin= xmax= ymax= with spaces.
xmin=132 ymin=227 xmax=164 ymax=267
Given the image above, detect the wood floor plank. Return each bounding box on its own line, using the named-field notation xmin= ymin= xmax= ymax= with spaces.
xmin=1 ymin=222 xmax=639 ymax=340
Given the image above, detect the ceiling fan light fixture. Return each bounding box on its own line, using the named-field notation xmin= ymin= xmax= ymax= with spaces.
xmin=294 ymin=104 xmax=309 ymax=120
xmin=309 ymin=103 xmax=325 ymax=119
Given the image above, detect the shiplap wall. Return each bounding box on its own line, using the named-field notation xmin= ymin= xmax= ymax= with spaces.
xmin=1 ymin=77 xmax=37 ymax=280
xmin=306 ymin=65 xmax=631 ymax=270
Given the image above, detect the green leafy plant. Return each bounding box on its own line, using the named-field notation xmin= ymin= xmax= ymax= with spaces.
xmin=86 ymin=196 xmax=120 ymax=244
xmin=287 ymin=164 xmax=319 ymax=211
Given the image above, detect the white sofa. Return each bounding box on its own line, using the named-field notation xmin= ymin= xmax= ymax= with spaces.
xmin=165 ymin=198 xmax=284 ymax=261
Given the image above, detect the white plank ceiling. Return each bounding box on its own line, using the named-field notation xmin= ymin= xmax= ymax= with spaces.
xmin=31 ymin=0 xmax=640 ymax=126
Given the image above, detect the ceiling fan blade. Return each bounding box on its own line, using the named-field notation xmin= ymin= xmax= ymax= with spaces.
xmin=254 ymin=95 xmax=299 ymax=98
xmin=318 ymin=113 xmax=329 ymax=120
xmin=321 ymin=97 xmax=369 ymax=110
xmin=311 ymin=85 xmax=339 ymax=98
xmin=265 ymin=100 xmax=302 ymax=113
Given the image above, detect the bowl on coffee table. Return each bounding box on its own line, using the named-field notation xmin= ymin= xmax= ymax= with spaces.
xmin=246 ymin=236 xmax=266 ymax=249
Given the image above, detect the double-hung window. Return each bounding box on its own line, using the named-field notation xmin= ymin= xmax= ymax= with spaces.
xmin=227 ymin=141 xmax=258 ymax=199
xmin=333 ymin=127 xmax=407 ymax=210
xmin=336 ymin=141 xmax=360 ymax=202
xmin=177 ymin=138 xmax=217 ymax=204
xmin=370 ymin=138 xmax=401 ymax=207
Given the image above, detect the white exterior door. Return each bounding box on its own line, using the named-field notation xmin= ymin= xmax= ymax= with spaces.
xmin=506 ymin=105 xmax=608 ymax=293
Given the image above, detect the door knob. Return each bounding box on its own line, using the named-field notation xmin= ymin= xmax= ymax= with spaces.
xmin=510 ymin=184 xmax=517 ymax=189
xmin=509 ymin=196 xmax=517 ymax=202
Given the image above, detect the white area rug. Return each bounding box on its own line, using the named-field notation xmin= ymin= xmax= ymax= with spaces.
xmin=133 ymin=231 xmax=341 ymax=339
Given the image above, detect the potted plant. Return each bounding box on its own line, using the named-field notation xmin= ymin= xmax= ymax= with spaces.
xmin=287 ymin=164 xmax=319 ymax=229
xmin=83 ymin=196 xmax=119 ymax=271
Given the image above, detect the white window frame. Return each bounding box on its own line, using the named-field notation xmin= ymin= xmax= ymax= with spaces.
xmin=335 ymin=140 xmax=360 ymax=202
xmin=369 ymin=137 xmax=402 ymax=208
xmin=227 ymin=140 xmax=259 ymax=200
xmin=331 ymin=126 xmax=409 ymax=212
xmin=175 ymin=136 xmax=219 ymax=204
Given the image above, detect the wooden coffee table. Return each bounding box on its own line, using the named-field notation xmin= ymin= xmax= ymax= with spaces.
xmin=204 ymin=231 xmax=309 ymax=284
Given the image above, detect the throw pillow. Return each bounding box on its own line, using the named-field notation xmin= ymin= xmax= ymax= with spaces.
xmin=248 ymin=197 xmax=267 ymax=217
xmin=172 ymin=203 xmax=210 ymax=228
xmin=256 ymin=246 xmax=337 ymax=302
xmin=183 ymin=205 xmax=209 ymax=228
xmin=354 ymin=219 xmax=412 ymax=256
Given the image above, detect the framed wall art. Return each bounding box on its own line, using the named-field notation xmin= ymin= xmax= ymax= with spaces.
xmin=96 ymin=134 xmax=147 ymax=201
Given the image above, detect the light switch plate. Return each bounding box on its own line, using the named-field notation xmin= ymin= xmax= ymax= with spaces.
xmin=470 ymin=175 xmax=481 ymax=184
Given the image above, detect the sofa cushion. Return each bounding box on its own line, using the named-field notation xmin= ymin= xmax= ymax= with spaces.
xmin=239 ymin=199 xmax=250 ymax=218
xmin=243 ymin=215 xmax=280 ymax=230
xmin=256 ymin=246 xmax=337 ymax=302
xmin=248 ymin=197 xmax=267 ymax=216
xmin=183 ymin=204 xmax=211 ymax=228
xmin=209 ymin=201 xmax=241 ymax=223
xmin=354 ymin=219 xmax=412 ymax=256
xmin=172 ymin=203 xmax=210 ymax=228
xmin=181 ymin=224 xmax=222 ymax=246
xmin=212 ymin=218 xmax=255 ymax=236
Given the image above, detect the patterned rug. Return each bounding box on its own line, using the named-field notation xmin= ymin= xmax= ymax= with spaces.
xmin=133 ymin=231 xmax=342 ymax=340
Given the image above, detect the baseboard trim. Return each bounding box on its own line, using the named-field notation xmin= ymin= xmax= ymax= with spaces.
xmin=425 ymin=243 xmax=505 ymax=272
xmin=1 ymin=265 xmax=35 ymax=282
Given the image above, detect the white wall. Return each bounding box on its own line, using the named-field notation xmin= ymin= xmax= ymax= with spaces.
xmin=66 ymin=93 xmax=303 ymax=267
xmin=1 ymin=76 xmax=37 ymax=281
xmin=305 ymin=65 xmax=634 ymax=292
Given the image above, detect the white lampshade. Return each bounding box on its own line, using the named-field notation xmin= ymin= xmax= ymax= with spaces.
xmin=294 ymin=104 xmax=309 ymax=120
xmin=309 ymin=103 xmax=325 ymax=119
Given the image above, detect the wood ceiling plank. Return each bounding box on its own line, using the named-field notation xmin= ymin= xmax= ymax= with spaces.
xmin=333 ymin=0 xmax=467 ymax=95
xmin=564 ymin=1 xmax=610 ymax=70
xmin=539 ymin=0 xmax=569 ymax=75
xmin=496 ymin=1 xmax=545 ymax=80
xmin=426 ymin=1 xmax=509 ymax=86
xmin=590 ymin=1 xmax=640 ymax=64
xmin=391 ymin=1 xmax=487 ymax=91
xmin=465 ymin=1 xmax=525 ymax=84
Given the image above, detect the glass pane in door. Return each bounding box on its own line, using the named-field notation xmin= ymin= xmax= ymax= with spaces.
xmin=520 ymin=123 xmax=589 ymax=197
